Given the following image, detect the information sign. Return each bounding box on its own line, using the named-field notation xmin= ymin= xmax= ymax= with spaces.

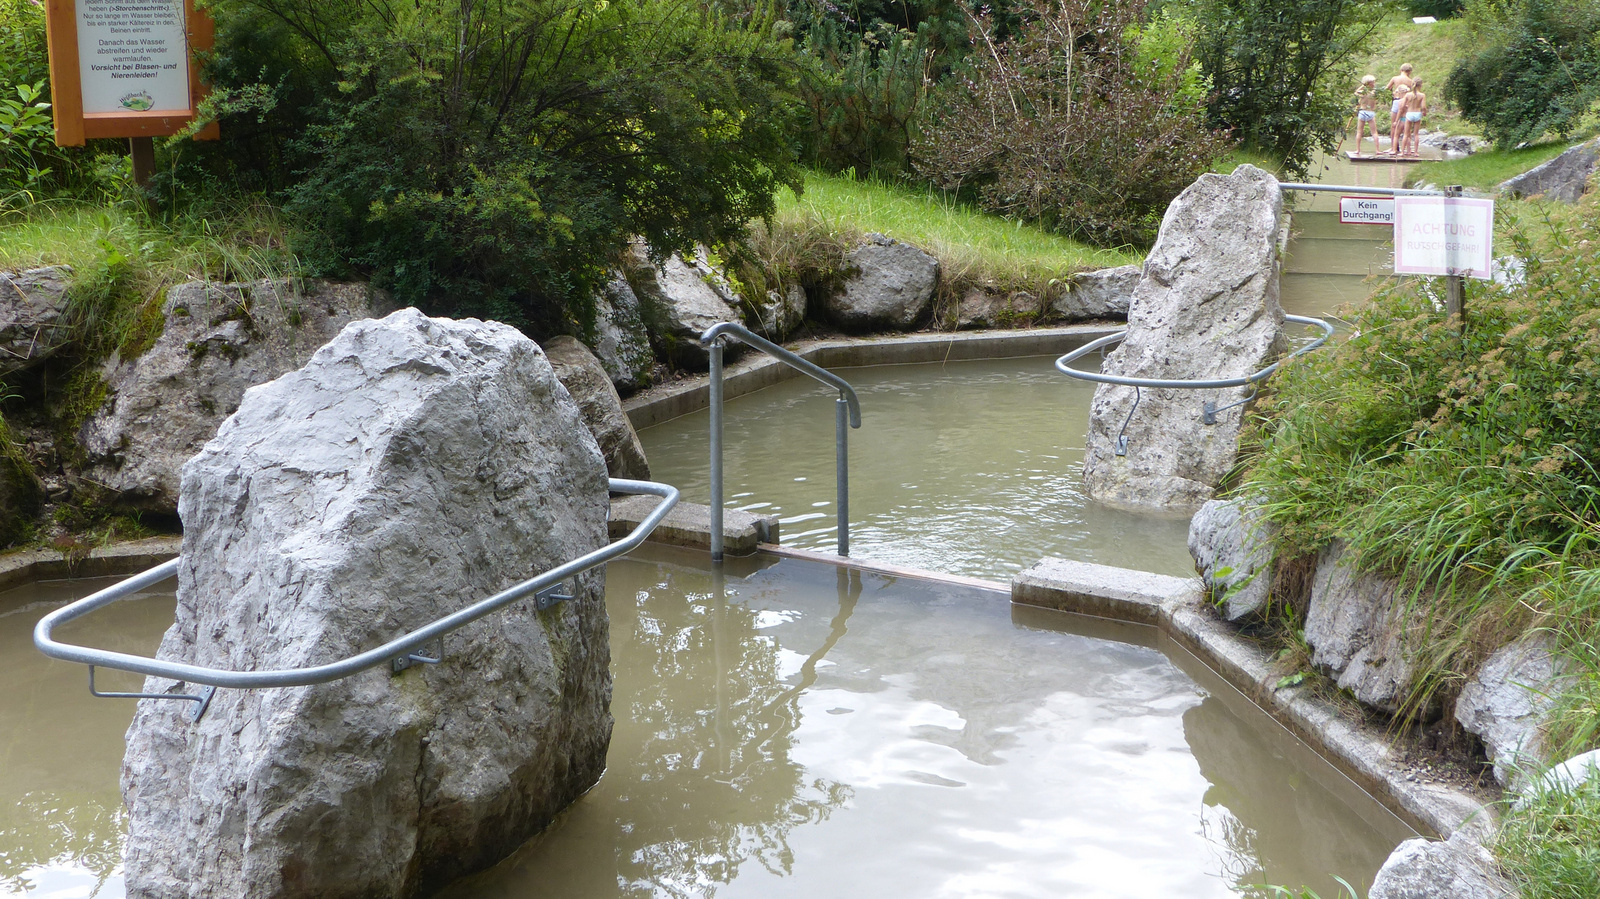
xmin=1392 ymin=196 xmax=1495 ymax=279
xmin=43 ymin=0 xmax=217 ymax=145
xmin=1339 ymin=196 xmax=1394 ymax=225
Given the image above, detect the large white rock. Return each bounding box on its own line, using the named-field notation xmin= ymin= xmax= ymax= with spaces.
xmin=1499 ymin=138 xmax=1598 ymax=204
xmin=1049 ymin=264 xmax=1140 ymax=321
xmin=590 ymin=273 xmax=655 ymax=392
xmin=1082 ymin=165 xmax=1285 ymax=513
xmin=542 ymin=335 xmax=650 ymax=480
xmin=1368 ymin=829 xmax=1515 ymax=899
xmin=820 ymin=233 xmax=939 ymax=332
xmin=1188 ymin=497 xmax=1275 ymax=622
xmin=80 ymin=279 xmax=374 ymax=514
xmin=1303 ymin=541 xmax=1427 ymax=715
xmin=1457 ymin=633 xmax=1570 ymax=786
xmin=121 ymin=309 xmax=613 ymax=899
xmin=628 ymin=244 xmax=743 ymax=370
xmin=0 ymin=266 xmax=72 ymax=376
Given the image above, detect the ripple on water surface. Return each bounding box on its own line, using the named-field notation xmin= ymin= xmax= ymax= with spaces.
xmin=4 ymin=553 xmax=1412 ymax=899
xmin=640 ymin=356 xmax=1198 ymax=580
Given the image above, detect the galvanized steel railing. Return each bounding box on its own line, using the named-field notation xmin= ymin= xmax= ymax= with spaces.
xmin=1056 ymin=315 xmax=1335 ymax=454
xmin=34 ymin=478 xmax=679 ymax=718
xmin=699 ymin=322 xmax=861 ymax=562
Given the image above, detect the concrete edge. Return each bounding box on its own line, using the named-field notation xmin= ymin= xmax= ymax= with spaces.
xmin=758 ymin=544 xmax=1011 ymax=595
xmin=0 ymin=536 xmax=183 ymax=592
xmin=1013 ymin=556 xmax=1492 ymax=842
xmin=623 ymin=325 xmax=1123 ymax=430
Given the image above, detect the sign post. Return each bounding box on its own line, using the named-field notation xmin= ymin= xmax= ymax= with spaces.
xmin=43 ymin=0 xmax=218 ymax=183
xmin=1393 ymin=190 xmax=1494 ymax=332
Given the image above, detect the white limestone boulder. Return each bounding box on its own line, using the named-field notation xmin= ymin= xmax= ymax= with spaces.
xmin=1082 ymin=165 xmax=1286 ymax=513
xmin=542 ymin=335 xmax=650 ymax=480
xmin=629 ymin=244 xmax=743 ymax=370
xmin=745 ymin=283 xmax=807 ymax=341
xmin=1303 ymin=541 xmax=1428 ymax=715
xmin=79 ymin=279 xmax=374 ymax=514
xmin=1499 ymin=138 xmax=1598 ymax=204
xmin=0 ymin=266 xmax=72 ymax=376
xmin=820 ymin=233 xmax=939 ymax=332
xmin=1368 ymin=829 xmax=1515 ymax=899
xmin=1188 ymin=497 xmax=1275 ymax=622
xmin=121 ymin=309 xmax=613 ymax=899
xmin=1456 ymin=633 xmax=1570 ymax=786
xmin=1050 ymin=264 xmax=1140 ymax=321
xmin=591 ymin=272 xmax=655 ymax=392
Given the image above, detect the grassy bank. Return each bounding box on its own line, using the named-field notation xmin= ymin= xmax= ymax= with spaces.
xmin=751 ymin=172 xmax=1141 ymax=318
xmin=1237 ymin=191 xmax=1600 ymax=898
xmin=1411 ymin=138 xmax=1594 ymax=191
xmin=1350 ymin=12 xmax=1469 ymax=127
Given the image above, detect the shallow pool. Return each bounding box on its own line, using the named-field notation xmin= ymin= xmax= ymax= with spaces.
xmin=3 ymin=548 xmax=1415 ymax=898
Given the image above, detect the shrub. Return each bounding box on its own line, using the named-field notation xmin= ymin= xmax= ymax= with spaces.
xmin=200 ymin=0 xmax=805 ymax=332
xmin=797 ymin=20 xmax=932 ymax=178
xmin=912 ymin=0 xmax=1231 ymax=247
xmin=1445 ymin=0 xmax=1600 ymax=149
xmin=1190 ymin=0 xmax=1385 ymax=177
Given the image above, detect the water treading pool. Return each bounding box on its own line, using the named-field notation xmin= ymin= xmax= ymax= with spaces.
xmin=4 ymin=547 xmax=1414 ymax=899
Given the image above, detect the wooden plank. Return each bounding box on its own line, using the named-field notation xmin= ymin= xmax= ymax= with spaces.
xmin=44 ymin=0 xmax=86 ymax=146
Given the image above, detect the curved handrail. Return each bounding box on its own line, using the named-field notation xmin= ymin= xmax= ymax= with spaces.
xmin=33 ymin=478 xmax=679 ymax=690
xmin=1054 ymin=314 xmax=1335 ymax=389
xmin=700 ymin=322 xmax=861 ymax=428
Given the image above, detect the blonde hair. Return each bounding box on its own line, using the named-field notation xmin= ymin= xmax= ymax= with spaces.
xmin=1401 ymin=63 xmax=1413 ymax=73
xmin=1363 ymin=75 xmax=1377 ymax=84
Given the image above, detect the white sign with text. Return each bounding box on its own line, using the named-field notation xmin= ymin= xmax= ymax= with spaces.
xmin=1393 ymin=196 xmax=1494 ymax=279
xmin=75 ymin=0 xmax=190 ymax=115
xmin=1340 ymin=196 xmax=1395 ymax=225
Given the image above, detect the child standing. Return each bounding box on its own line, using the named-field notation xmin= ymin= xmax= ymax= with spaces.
xmin=1384 ymin=63 xmax=1415 ymax=154
xmin=1402 ymin=79 xmax=1427 ymax=157
xmin=1354 ymin=75 xmax=1380 ymax=156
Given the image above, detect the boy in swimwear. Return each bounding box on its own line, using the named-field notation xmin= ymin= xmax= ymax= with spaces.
xmin=1384 ymin=64 xmax=1414 ymax=153
xmin=1402 ymin=79 xmax=1427 ymax=157
xmin=1354 ymin=75 xmax=1379 ymax=155
xmin=1388 ymin=84 xmax=1412 ymax=157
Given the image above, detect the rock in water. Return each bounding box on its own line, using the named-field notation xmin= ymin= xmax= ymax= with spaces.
xmin=121 ymin=309 xmax=613 ymax=899
xmin=1082 ymin=165 xmax=1286 ymax=513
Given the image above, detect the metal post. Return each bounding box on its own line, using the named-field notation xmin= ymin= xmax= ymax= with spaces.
xmin=1445 ymin=185 xmax=1465 ymax=333
xmin=709 ymin=339 xmax=725 ymax=563
xmin=836 ymin=393 xmax=849 ymax=557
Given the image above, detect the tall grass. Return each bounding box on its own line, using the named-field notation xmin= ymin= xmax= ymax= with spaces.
xmin=0 ymin=199 xmax=302 ymax=359
xmin=1496 ymin=770 xmax=1600 ymax=899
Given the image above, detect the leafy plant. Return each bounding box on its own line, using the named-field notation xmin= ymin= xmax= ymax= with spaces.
xmin=0 ymin=80 xmax=54 ymax=200
xmin=1445 ymin=0 xmax=1600 ymax=149
xmin=1190 ymin=0 xmax=1385 ymax=177
xmin=913 ymin=0 xmax=1231 ymax=247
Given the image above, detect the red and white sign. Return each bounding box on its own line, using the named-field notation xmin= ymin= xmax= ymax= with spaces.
xmin=1393 ymin=196 xmax=1494 ymax=279
xmin=1340 ymin=196 xmax=1394 ymax=225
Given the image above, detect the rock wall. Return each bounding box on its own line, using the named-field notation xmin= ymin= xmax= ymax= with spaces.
xmin=1500 ymin=138 xmax=1598 ymax=204
xmin=1 ymin=266 xmax=72 ymax=377
xmin=1082 ymin=165 xmax=1286 ymax=513
xmin=121 ymin=309 xmax=613 ymax=899
xmin=79 ymin=279 xmax=375 ymax=515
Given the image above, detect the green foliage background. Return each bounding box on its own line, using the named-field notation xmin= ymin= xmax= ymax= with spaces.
xmin=1445 ymin=0 xmax=1600 ymax=148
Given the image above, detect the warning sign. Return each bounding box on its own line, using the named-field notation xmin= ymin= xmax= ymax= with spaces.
xmin=1393 ymin=197 xmax=1494 ymax=279
xmin=1340 ymin=196 xmax=1394 ymax=225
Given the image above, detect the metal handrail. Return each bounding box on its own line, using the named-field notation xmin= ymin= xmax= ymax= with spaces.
xmin=1056 ymin=315 xmax=1334 ymax=453
xmin=1277 ymin=183 xmax=1451 ymax=196
xmin=1054 ymin=314 xmax=1334 ymax=390
xmin=699 ymin=322 xmax=861 ymax=562
xmin=33 ymin=478 xmax=679 ymax=699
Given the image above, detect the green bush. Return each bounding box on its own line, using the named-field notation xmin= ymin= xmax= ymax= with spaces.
xmin=197 ymin=0 xmax=805 ymax=332
xmin=1239 ymin=196 xmax=1600 ymax=716
xmin=1190 ymin=0 xmax=1385 ymax=177
xmin=797 ymin=20 xmax=932 ymax=178
xmin=913 ymin=0 xmax=1230 ymax=247
xmin=0 ymin=0 xmax=61 ymax=202
xmin=1445 ymin=0 xmax=1600 ymax=149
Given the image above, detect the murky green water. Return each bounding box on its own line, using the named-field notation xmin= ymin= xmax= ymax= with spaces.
xmin=642 ymin=355 xmax=1197 ymax=580
xmin=1 ymin=550 xmax=1415 ymax=898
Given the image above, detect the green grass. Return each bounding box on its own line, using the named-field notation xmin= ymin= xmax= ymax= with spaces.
xmin=769 ymin=170 xmax=1140 ymax=285
xmin=1212 ymin=147 xmax=1284 ymax=176
xmin=1497 ymin=773 xmax=1600 ymax=899
xmin=1410 ymin=139 xmax=1593 ymax=191
xmin=0 ymin=199 xmax=302 ymax=359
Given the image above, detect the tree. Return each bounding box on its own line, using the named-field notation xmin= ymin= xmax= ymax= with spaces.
xmin=913 ymin=0 xmax=1230 ymax=246
xmin=202 ymin=0 xmax=805 ymax=332
xmin=1445 ymin=0 xmax=1600 ymax=149
xmin=1189 ymin=0 xmax=1383 ymax=175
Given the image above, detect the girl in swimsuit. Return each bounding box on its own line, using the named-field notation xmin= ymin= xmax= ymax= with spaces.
xmin=1402 ymin=80 xmax=1427 ymax=157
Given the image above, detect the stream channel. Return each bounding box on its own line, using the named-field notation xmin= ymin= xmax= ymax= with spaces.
xmin=4 ymin=153 xmax=1439 ymax=898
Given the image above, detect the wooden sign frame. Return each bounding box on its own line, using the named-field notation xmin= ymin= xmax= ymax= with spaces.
xmin=44 ymin=0 xmax=219 ymax=146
